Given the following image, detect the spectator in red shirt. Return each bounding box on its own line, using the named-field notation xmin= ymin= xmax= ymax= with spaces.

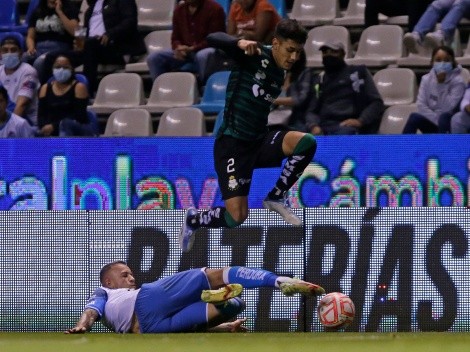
xmin=228 ymin=0 xmax=281 ymax=44
xmin=146 ymin=0 xmax=226 ymax=82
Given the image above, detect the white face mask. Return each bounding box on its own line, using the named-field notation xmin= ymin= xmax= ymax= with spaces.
xmin=53 ymin=68 xmax=73 ymax=83
xmin=1 ymin=53 xmax=20 ymax=69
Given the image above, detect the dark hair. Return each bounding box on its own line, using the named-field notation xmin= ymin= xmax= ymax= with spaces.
xmin=99 ymin=261 xmax=127 ymax=285
xmin=431 ymin=45 xmax=457 ymax=68
xmin=274 ymin=19 xmax=308 ymax=45
xmin=0 ymin=86 xmax=8 ymax=102
xmin=0 ymin=36 xmax=21 ymax=49
xmin=54 ymin=53 xmax=76 ymax=74
xmin=35 ymin=0 xmax=72 ymax=18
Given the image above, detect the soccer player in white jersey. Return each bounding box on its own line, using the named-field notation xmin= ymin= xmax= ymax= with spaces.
xmin=66 ymin=261 xmax=325 ymax=333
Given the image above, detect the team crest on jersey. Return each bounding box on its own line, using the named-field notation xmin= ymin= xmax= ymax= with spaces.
xmin=228 ymin=176 xmax=239 ymax=191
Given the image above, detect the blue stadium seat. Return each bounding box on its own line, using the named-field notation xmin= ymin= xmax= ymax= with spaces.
xmin=0 ymin=0 xmax=19 ymax=32
xmin=0 ymin=0 xmax=39 ymax=34
xmin=87 ymin=110 xmax=100 ymax=136
xmin=215 ymin=0 xmax=231 ymax=16
xmin=192 ymin=71 xmax=230 ymax=114
xmin=268 ymin=0 xmax=286 ymax=18
xmin=212 ymin=110 xmax=224 ymax=136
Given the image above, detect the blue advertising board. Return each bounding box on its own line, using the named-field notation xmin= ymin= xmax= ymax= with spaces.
xmin=0 ymin=135 xmax=468 ymax=210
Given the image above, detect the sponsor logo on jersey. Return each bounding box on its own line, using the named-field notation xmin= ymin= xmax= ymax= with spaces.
xmin=261 ymin=59 xmax=269 ymax=68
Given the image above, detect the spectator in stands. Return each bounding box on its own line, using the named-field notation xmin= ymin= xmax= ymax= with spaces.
xmin=37 ymin=54 xmax=94 ymax=136
xmin=403 ymin=46 xmax=465 ymax=134
xmin=289 ymin=41 xmax=384 ymax=135
xmin=0 ymin=36 xmax=40 ymax=128
xmin=146 ymin=0 xmax=226 ymax=82
xmin=448 ymin=84 xmax=470 ymax=133
xmin=24 ymin=0 xmax=79 ymax=84
xmin=403 ymin=0 xmax=470 ymax=54
xmin=0 ymin=86 xmax=35 ymax=138
xmin=227 ymin=0 xmax=281 ymax=44
xmin=365 ymin=0 xmax=433 ymax=30
xmin=77 ymin=0 xmax=145 ymax=94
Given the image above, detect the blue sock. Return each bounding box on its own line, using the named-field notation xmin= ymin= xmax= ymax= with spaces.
xmin=223 ymin=266 xmax=278 ymax=288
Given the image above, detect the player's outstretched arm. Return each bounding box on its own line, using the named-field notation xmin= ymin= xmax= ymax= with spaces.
xmin=65 ymin=308 xmax=99 ymax=334
xmin=208 ymin=318 xmax=248 ymax=333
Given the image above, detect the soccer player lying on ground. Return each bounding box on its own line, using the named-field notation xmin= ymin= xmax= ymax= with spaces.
xmin=65 ymin=261 xmax=325 ymax=333
xmin=179 ymin=19 xmax=317 ymax=253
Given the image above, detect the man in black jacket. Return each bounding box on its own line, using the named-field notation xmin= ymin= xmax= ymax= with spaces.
xmin=80 ymin=0 xmax=145 ymax=93
xmin=289 ymin=41 xmax=385 ymax=135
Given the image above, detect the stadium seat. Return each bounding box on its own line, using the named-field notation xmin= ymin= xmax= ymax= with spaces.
xmin=0 ymin=0 xmax=19 ymax=32
xmin=192 ymin=71 xmax=230 ymax=114
xmin=373 ymin=68 xmax=417 ymax=107
xmin=383 ymin=15 xmax=408 ymax=26
xmin=215 ymin=0 xmax=231 ymax=16
xmin=268 ymin=0 xmax=287 ymax=18
xmin=288 ymin=0 xmax=338 ymax=27
xmin=141 ymin=72 xmax=199 ymax=114
xmin=0 ymin=31 xmax=25 ymax=50
xmin=104 ymin=108 xmax=154 ymax=136
xmin=0 ymin=0 xmax=39 ymax=34
xmin=304 ymin=25 xmax=351 ymax=67
xmin=156 ymin=107 xmax=206 ymax=136
xmin=88 ymin=73 xmax=145 ymax=114
xmin=346 ymin=25 xmax=404 ymax=67
xmin=125 ymin=30 xmax=172 ymax=73
xmin=212 ymin=110 xmax=224 ymax=136
xmin=136 ymin=0 xmax=174 ymax=31
xmin=378 ymin=104 xmax=418 ymax=134
xmin=333 ymin=0 xmax=365 ymax=26
xmin=456 ymin=36 xmax=470 ymax=66
xmin=87 ymin=110 xmax=100 ymax=136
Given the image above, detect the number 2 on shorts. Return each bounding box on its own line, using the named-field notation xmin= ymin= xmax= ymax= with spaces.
xmin=227 ymin=158 xmax=235 ymax=173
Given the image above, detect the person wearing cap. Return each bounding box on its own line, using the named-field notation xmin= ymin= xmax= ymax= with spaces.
xmin=289 ymin=40 xmax=384 ymax=135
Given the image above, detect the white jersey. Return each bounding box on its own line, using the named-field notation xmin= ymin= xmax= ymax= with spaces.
xmin=0 ymin=112 xmax=35 ymax=138
xmin=85 ymin=286 xmax=140 ymax=333
xmin=0 ymin=62 xmax=39 ymax=126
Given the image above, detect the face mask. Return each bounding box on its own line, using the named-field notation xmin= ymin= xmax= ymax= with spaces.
xmin=53 ymin=68 xmax=73 ymax=83
xmin=2 ymin=53 xmax=20 ymax=70
xmin=322 ymin=55 xmax=345 ymax=72
xmin=433 ymin=62 xmax=453 ymax=75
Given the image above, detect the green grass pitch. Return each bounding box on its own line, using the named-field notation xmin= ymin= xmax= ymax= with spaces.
xmin=1 ymin=332 xmax=470 ymax=352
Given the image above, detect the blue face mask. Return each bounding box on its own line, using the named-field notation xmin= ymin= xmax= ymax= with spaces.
xmin=53 ymin=68 xmax=73 ymax=83
xmin=2 ymin=53 xmax=20 ymax=70
xmin=433 ymin=62 xmax=453 ymax=75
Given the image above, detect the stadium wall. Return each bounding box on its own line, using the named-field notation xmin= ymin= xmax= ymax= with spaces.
xmin=1 ymin=208 xmax=469 ymax=332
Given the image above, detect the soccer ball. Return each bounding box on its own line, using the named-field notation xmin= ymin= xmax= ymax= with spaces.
xmin=317 ymin=292 xmax=355 ymax=329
